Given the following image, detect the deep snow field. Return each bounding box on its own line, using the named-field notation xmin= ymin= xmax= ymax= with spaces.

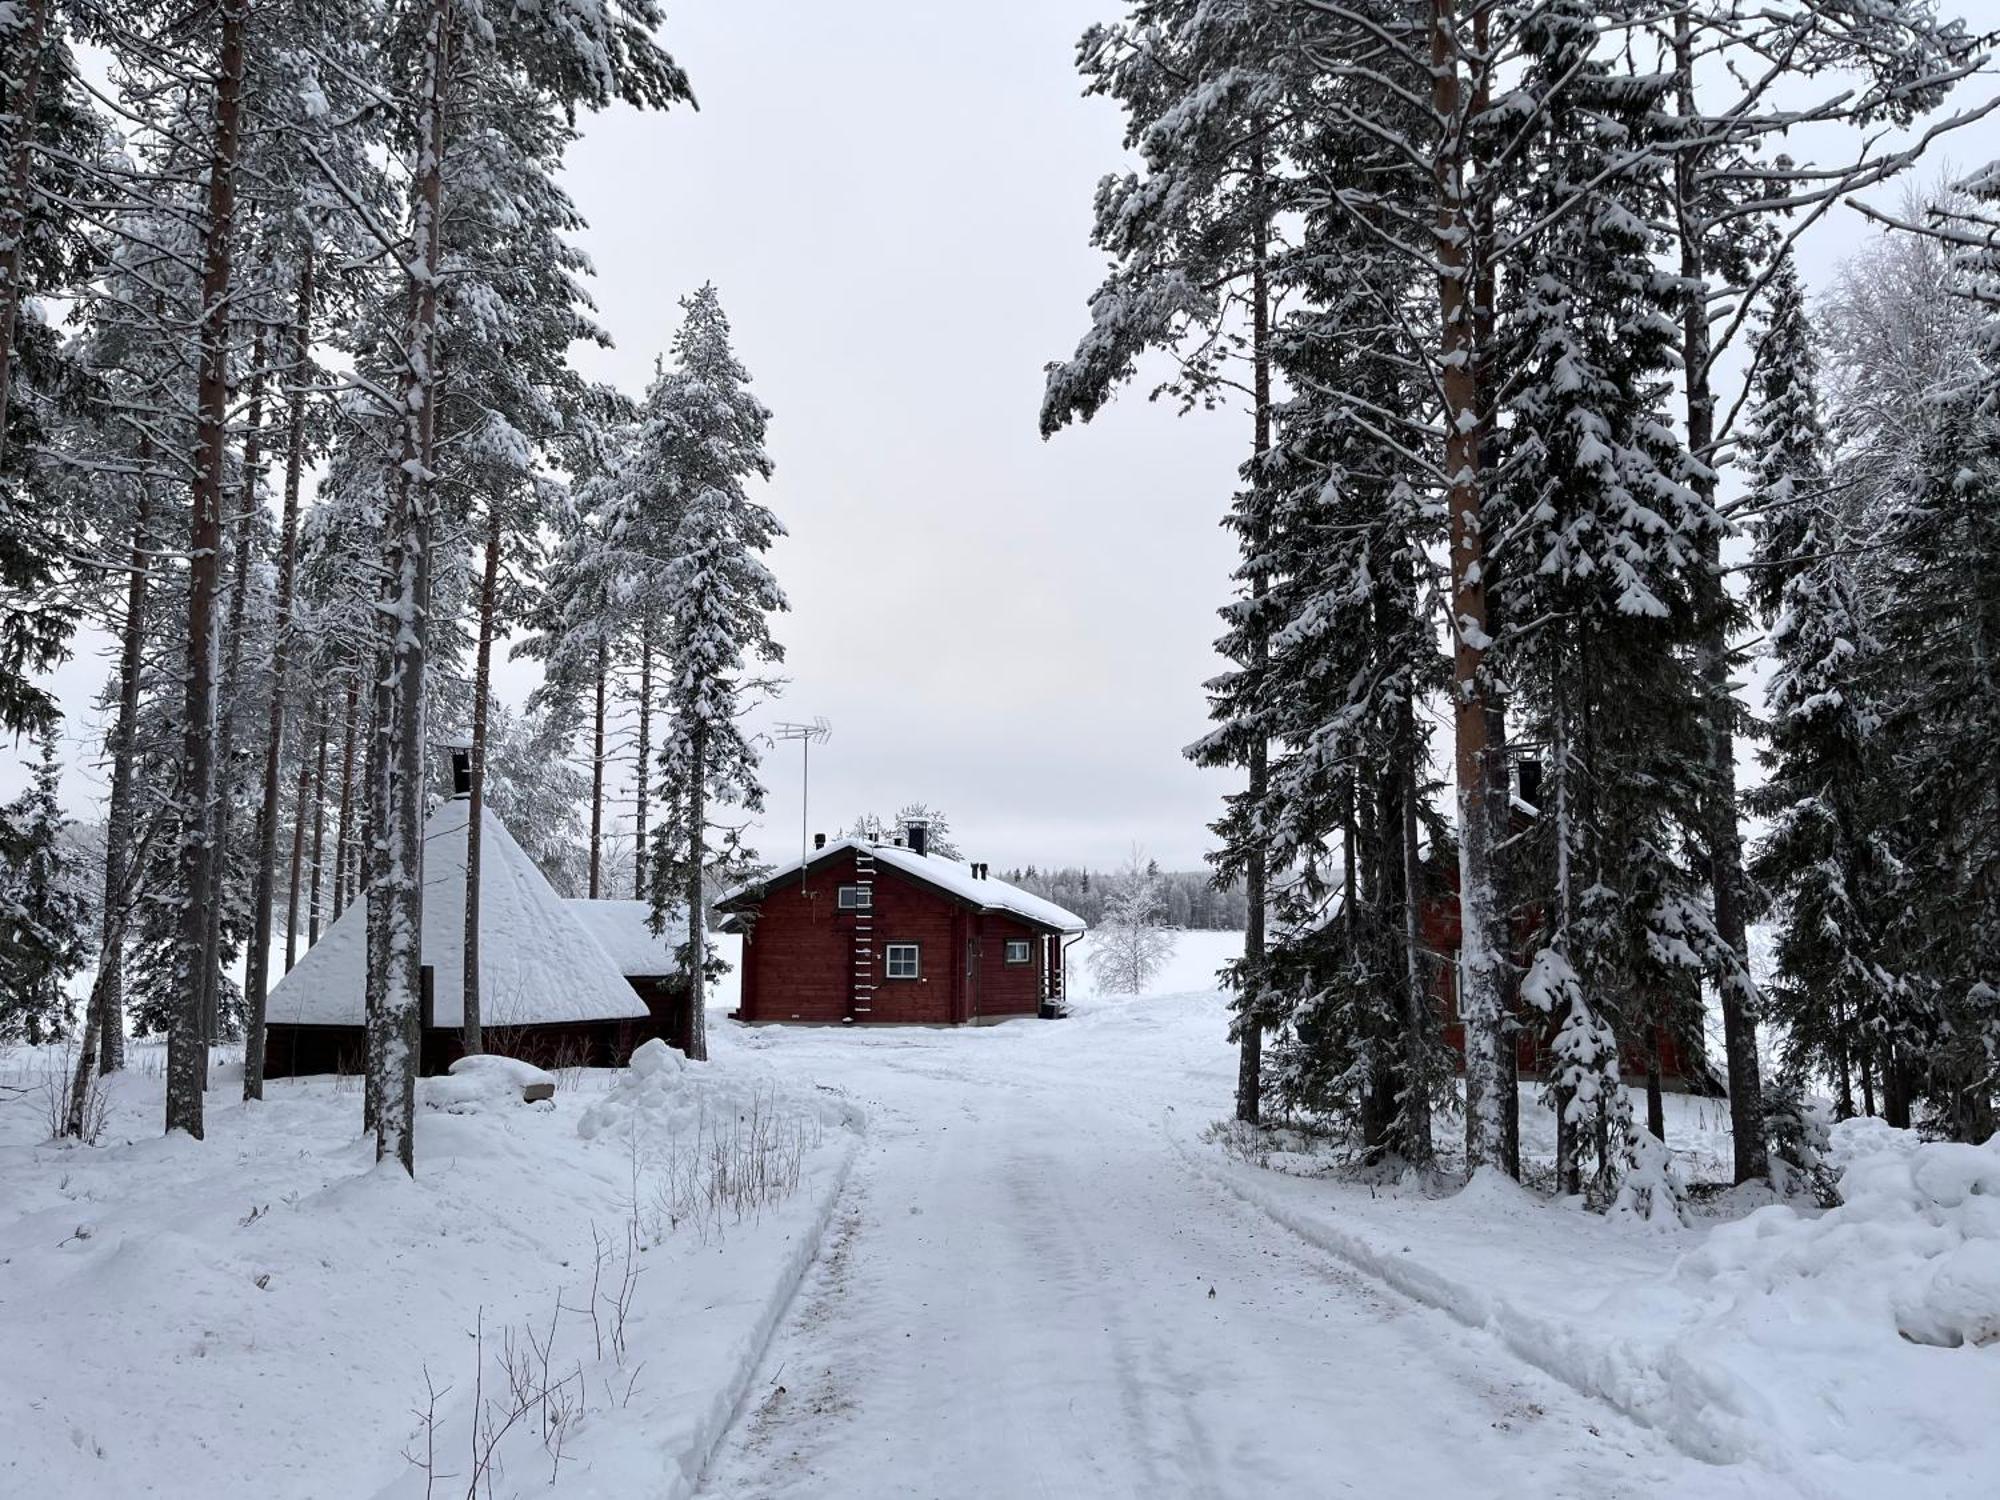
xmin=3 ymin=929 xmax=1995 ymax=1499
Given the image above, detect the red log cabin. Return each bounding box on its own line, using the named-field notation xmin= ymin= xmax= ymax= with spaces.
xmin=1419 ymin=854 xmax=1724 ymax=1093
xmin=716 ymin=825 xmax=1086 ymax=1025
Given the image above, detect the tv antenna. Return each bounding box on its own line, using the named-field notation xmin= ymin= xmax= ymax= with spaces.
xmin=772 ymin=718 xmax=832 ymax=876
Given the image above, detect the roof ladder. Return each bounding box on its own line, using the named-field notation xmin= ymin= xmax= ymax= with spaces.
xmin=849 ymin=848 xmax=877 ymax=1018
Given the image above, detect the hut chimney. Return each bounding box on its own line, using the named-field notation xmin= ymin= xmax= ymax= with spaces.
xmin=907 ymin=821 xmax=929 ymax=858
xmin=450 ymin=747 xmax=472 ymax=798
xmin=1517 ymin=758 xmax=1544 ymax=811
xmin=814 ymin=832 xmax=826 ymax=851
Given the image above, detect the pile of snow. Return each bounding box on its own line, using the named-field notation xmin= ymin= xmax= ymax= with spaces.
xmin=1681 ymin=1120 xmax=2000 ymax=1349
xmin=419 ymin=1053 xmax=556 ymax=1113
xmin=578 ymin=1039 xmax=851 ymax=1147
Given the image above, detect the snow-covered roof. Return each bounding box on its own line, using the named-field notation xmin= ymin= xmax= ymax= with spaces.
xmin=565 ymin=899 xmax=688 ymax=977
xmin=266 ymin=798 xmax=648 ymax=1029
xmin=718 ymin=837 xmax=1087 ymax=934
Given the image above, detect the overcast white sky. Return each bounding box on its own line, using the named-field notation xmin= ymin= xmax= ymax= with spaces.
xmin=18 ymin=1 xmax=2000 ymax=874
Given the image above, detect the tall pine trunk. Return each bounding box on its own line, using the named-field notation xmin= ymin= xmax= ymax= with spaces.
xmin=167 ymin=0 xmax=249 ymax=1140
xmin=1673 ymin=19 xmax=1767 ymax=1183
xmin=93 ymin=484 xmax=152 ymax=1075
xmin=0 ymin=0 xmax=51 ymax=465
xmin=201 ymin=328 xmax=268 ymax=1061
xmin=462 ymin=500 xmax=504 ymax=1055
xmin=1430 ymin=0 xmax=1504 ymax=1172
xmin=307 ymin=711 xmax=328 ymax=944
xmin=633 ymin=617 xmax=652 ymax=900
xmin=363 ymin=627 xmax=392 ymax=1135
xmin=245 ymin=253 xmax=313 ymax=1098
xmin=1236 ymin=122 xmax=1272 ymax=1127
xmin=375 ymin=0 xmax=452 ymax=1173
xmin=331 ymin=674 xmax=358 ymax=922
xmin=683 ymin=719 xmax=708 ymax=1062
xmin=589 ymin=638 xmax=607 ymax=898
xmin=285 ymin=687 xmax=321 ymax=970
xmin=1397 ymin=700 xmax=1434 ymax=1166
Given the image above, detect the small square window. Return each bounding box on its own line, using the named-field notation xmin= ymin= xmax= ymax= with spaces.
xmin=885 ymin=943 xmax=920 ymax=979
xmin=837 ymin=884 xmax=872 ymax=910
xmin=1004 ymin=939 xmax=1032 ymax=965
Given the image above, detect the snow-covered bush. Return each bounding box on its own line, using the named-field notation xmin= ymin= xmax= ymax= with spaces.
xmin=1680 ymin=1119 xmax=2000 ymax=1348
xmin=1608 ymin=1120 xmax=1690 ymax=1230
xmin=1763 ymin=1079 xmax=1838 ymax=1204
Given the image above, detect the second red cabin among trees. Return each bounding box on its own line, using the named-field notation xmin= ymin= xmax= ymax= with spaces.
xmin=716 ymin=826 xmax=1086 ymax=1025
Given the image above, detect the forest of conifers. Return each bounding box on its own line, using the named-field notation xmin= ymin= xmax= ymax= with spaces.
xmin=0 ymin=1 xmax=786 ymax=1170
xmin=1038 ymin=1 xmax=2000 ymax=1199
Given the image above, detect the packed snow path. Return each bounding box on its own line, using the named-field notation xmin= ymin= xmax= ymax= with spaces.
xmin=701 ymin=998 xmax=1793 ymax=1498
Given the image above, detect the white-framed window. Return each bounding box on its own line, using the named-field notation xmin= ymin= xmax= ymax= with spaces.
xmin=885 ymin=943 xmax=920 ymax=979
xmin=1003 ymin=939 xmax=1032 ymax=965
xmin=837 ymin=884 xmax=871 ymax=910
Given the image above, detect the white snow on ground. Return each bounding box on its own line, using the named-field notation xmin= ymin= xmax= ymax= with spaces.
xmin=5 ymin=932 xmax=1994 ymax=1499
xmin=0 ymin=1039 xmax=858 ymax=1500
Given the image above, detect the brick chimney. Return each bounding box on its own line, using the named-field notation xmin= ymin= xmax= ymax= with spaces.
xmin=906 ymin=821 xmax=929 ymax=858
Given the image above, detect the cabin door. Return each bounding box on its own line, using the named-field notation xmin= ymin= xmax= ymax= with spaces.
xmin=964 ymin=935 xmax=980 ymax=1022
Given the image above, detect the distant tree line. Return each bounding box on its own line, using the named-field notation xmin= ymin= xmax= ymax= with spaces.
xmin=1002 ymin=862 xmax=1248 ymax=932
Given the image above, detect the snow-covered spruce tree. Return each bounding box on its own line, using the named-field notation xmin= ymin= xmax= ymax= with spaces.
xmin=0 ymin=733 xmax=90 ymax=1045
xmin=844 ymin=804 xmax=962 ymax=860
xmin=1045 ymin=0 xmax=1300 ymax=1124
xmin=1648 ymin=0 xmax=1981 ymax=1183
xmin=519 ymin=462 xmax=623 ymax=899
xmin=1744 ymin=260 xmax=1903 ymax=1121
xmin=645 ymin=285 xmax=786 ymax=1063
xmin=0 ymin=0 xmax=106 ymax=741
xmin=1087 ymin=857 xmax=1177 ymax=997
xmin=1839 ymin=171 xmax=2000 ymax=1142
xmin=1246 ymin=192 xmax=1451 ymax=1167
xmin=439 ymin=71 xmax=626 ymax=1057
xmin=1488 ymin=0 xmax=1719 ymax=1194
xmin=479 ymin=701 xmax=592 ymax=896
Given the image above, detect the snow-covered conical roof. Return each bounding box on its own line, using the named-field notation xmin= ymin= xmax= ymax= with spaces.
xmin=265 ymin=798 xmax=648 ymax=1028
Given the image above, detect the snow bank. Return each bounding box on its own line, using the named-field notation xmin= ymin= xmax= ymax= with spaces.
xmin=577 ymin=1038 xmax=854 ymax=1148
xmin=419 ymin=1053 xmax=558 ymax=1111
xmin=1682 ymin=1121 xmax=2000 ymax=1349
xmin=1 ymin=1037 xmax=862 ymax=1500
xmin=1187 ymin=1111 xmax=2000 ymax=1496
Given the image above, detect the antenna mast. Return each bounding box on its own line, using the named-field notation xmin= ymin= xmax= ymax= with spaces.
xmin=772 ymin=718 xmax=832 ymax=877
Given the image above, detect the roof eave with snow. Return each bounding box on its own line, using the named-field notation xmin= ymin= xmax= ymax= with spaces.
xmin=717 ymin=837 xmax=1086 ymax=934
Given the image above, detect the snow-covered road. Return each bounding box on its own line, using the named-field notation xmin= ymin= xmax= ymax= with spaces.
xmin=700 ymin=997 xmax=1793 ymax=1499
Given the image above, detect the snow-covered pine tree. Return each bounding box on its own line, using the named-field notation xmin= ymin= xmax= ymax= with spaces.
xmin=1840 ymin=168 xmax=2000 ymax=1142
xmin=1651 ymin=0 xmax=1981 ymax=1183
xmin=646 ymin=285 xmax=786 ymax=1063
xmin=0 ymin=732 xmax=89 ymax=1045
xmin=1087 ymin=857 xmax=1176 ymax=997
xmin=1744 ymin=259 xmax=1903 ymax=1119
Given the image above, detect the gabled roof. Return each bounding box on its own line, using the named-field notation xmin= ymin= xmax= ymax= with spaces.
xmin=266 ymin=798 xmax=648 ymax=1028
xmin=717 ymin=837 xmax=1087 ymax=934
xmin=565 ymin=898 xmax=688 ymax=978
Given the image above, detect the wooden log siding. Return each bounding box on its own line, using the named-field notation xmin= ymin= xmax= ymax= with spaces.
xmin=732 ymin=850 xmax=1059 ymax=1025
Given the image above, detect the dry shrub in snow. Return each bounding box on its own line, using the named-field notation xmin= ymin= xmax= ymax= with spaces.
xmin=1679 ymin=1119 xmax=2000 ymax=1348
xmin=577 ymin=1040 xmax=835 ymax=1244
